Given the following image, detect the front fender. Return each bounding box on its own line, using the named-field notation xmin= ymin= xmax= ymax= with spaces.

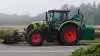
xmin=31 ymin=22 xmax=49 ymax=32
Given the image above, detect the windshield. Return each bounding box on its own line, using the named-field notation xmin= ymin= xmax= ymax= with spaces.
xmin=52 ymin=12 xmax=68 ymax=21
xmin=53 ymin=12 xmax=60 ymax=20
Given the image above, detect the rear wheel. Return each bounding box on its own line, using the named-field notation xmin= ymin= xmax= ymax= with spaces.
xmin=59 ymin=25 xmax=79 ymax=45
xmin=28 ymin=31 xmax=44 ymax=46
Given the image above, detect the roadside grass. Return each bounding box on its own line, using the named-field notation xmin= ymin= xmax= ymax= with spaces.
xmin=70 ymin=42 xmax=100 ymax=56
xmin=70 ymin=37 xmax=100 ymax=56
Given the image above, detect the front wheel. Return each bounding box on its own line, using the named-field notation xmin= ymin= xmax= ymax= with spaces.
xmin=59 ymin=25 xmax=79 ymax=45
xmin=28 ymin=31 xmax=44 ymax=46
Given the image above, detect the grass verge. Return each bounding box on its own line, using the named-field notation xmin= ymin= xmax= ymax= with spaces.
xmin=70 ymin=39 xmax=100 ymax=56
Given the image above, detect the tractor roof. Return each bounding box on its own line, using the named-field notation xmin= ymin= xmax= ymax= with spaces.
xmin=48 ymin=10 xmax=70 ymax=13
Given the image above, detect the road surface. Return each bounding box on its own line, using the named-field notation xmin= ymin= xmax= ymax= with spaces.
xmin=0 ymin=42 xmax=84 ymax=56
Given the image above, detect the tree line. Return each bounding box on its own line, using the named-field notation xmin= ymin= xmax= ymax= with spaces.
xmin=0 ymin=3 xmax=100 ymax=25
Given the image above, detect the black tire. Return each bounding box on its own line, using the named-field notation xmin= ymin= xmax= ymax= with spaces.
xmin=28 ymin=31 xmax=44 ymax=46
xmin=58 ymin=24 xmax=79 ymax=45
xmin=24 ymin=32 xmax=30 ymax=43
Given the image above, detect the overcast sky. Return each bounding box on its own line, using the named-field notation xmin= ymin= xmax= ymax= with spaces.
xmin=0 ymin=0 xmax=99 ymax=16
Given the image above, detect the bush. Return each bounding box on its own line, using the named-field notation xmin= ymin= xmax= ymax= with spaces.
xmin=71 ymin=43 xmax=100 ymax=56
xmin=0 ymin=27 xmax=18 ymax=40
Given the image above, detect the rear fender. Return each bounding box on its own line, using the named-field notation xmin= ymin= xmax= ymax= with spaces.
xmin=58 ymin=21 xmax=78 ymax=31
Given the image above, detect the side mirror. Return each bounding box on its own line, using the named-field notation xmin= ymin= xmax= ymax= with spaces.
xmin=78 ymin=9 xmax=80 ymax=14
xmin=45 ymin=12 xmax=48 ymax=21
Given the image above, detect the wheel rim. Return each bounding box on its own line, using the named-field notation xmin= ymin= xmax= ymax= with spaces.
xmin=32 ymin=32 xmax=41 ymax=44
xmin=64 ymin=26 xmax=77 ymax=44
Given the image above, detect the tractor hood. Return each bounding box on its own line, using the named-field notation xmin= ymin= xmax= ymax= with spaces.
xmin=32 ymin=21 xmax=46 ymax=24
xmin=30 ymin=21 xmax=49 ymax=31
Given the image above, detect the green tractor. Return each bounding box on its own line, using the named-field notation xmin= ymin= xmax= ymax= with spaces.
xmin=0 ymin=9 xmax=95 ymax=46
xmin=24 ymin=9 xmax=95 ymax=46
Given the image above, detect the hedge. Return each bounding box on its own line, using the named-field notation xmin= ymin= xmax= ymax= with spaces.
xmin=0 ymin=27 xmax=18 ymax=40
xmin=71 ymin=43 xmax=100 ymax=56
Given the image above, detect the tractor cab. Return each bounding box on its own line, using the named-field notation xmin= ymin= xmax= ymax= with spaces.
xmin=45 ymin=10 xmax=70 ymax=29
xmin=46 ymin=10 xmax=83 ymax=22
xmin=45 ymin=10 xmax=83 ymax=29
xmin=46 ymin=10 xmax=70 ymax=23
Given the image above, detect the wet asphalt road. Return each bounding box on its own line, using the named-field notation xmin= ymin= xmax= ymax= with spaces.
xmin=0 ymin=42 xmax=84 ymax=56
